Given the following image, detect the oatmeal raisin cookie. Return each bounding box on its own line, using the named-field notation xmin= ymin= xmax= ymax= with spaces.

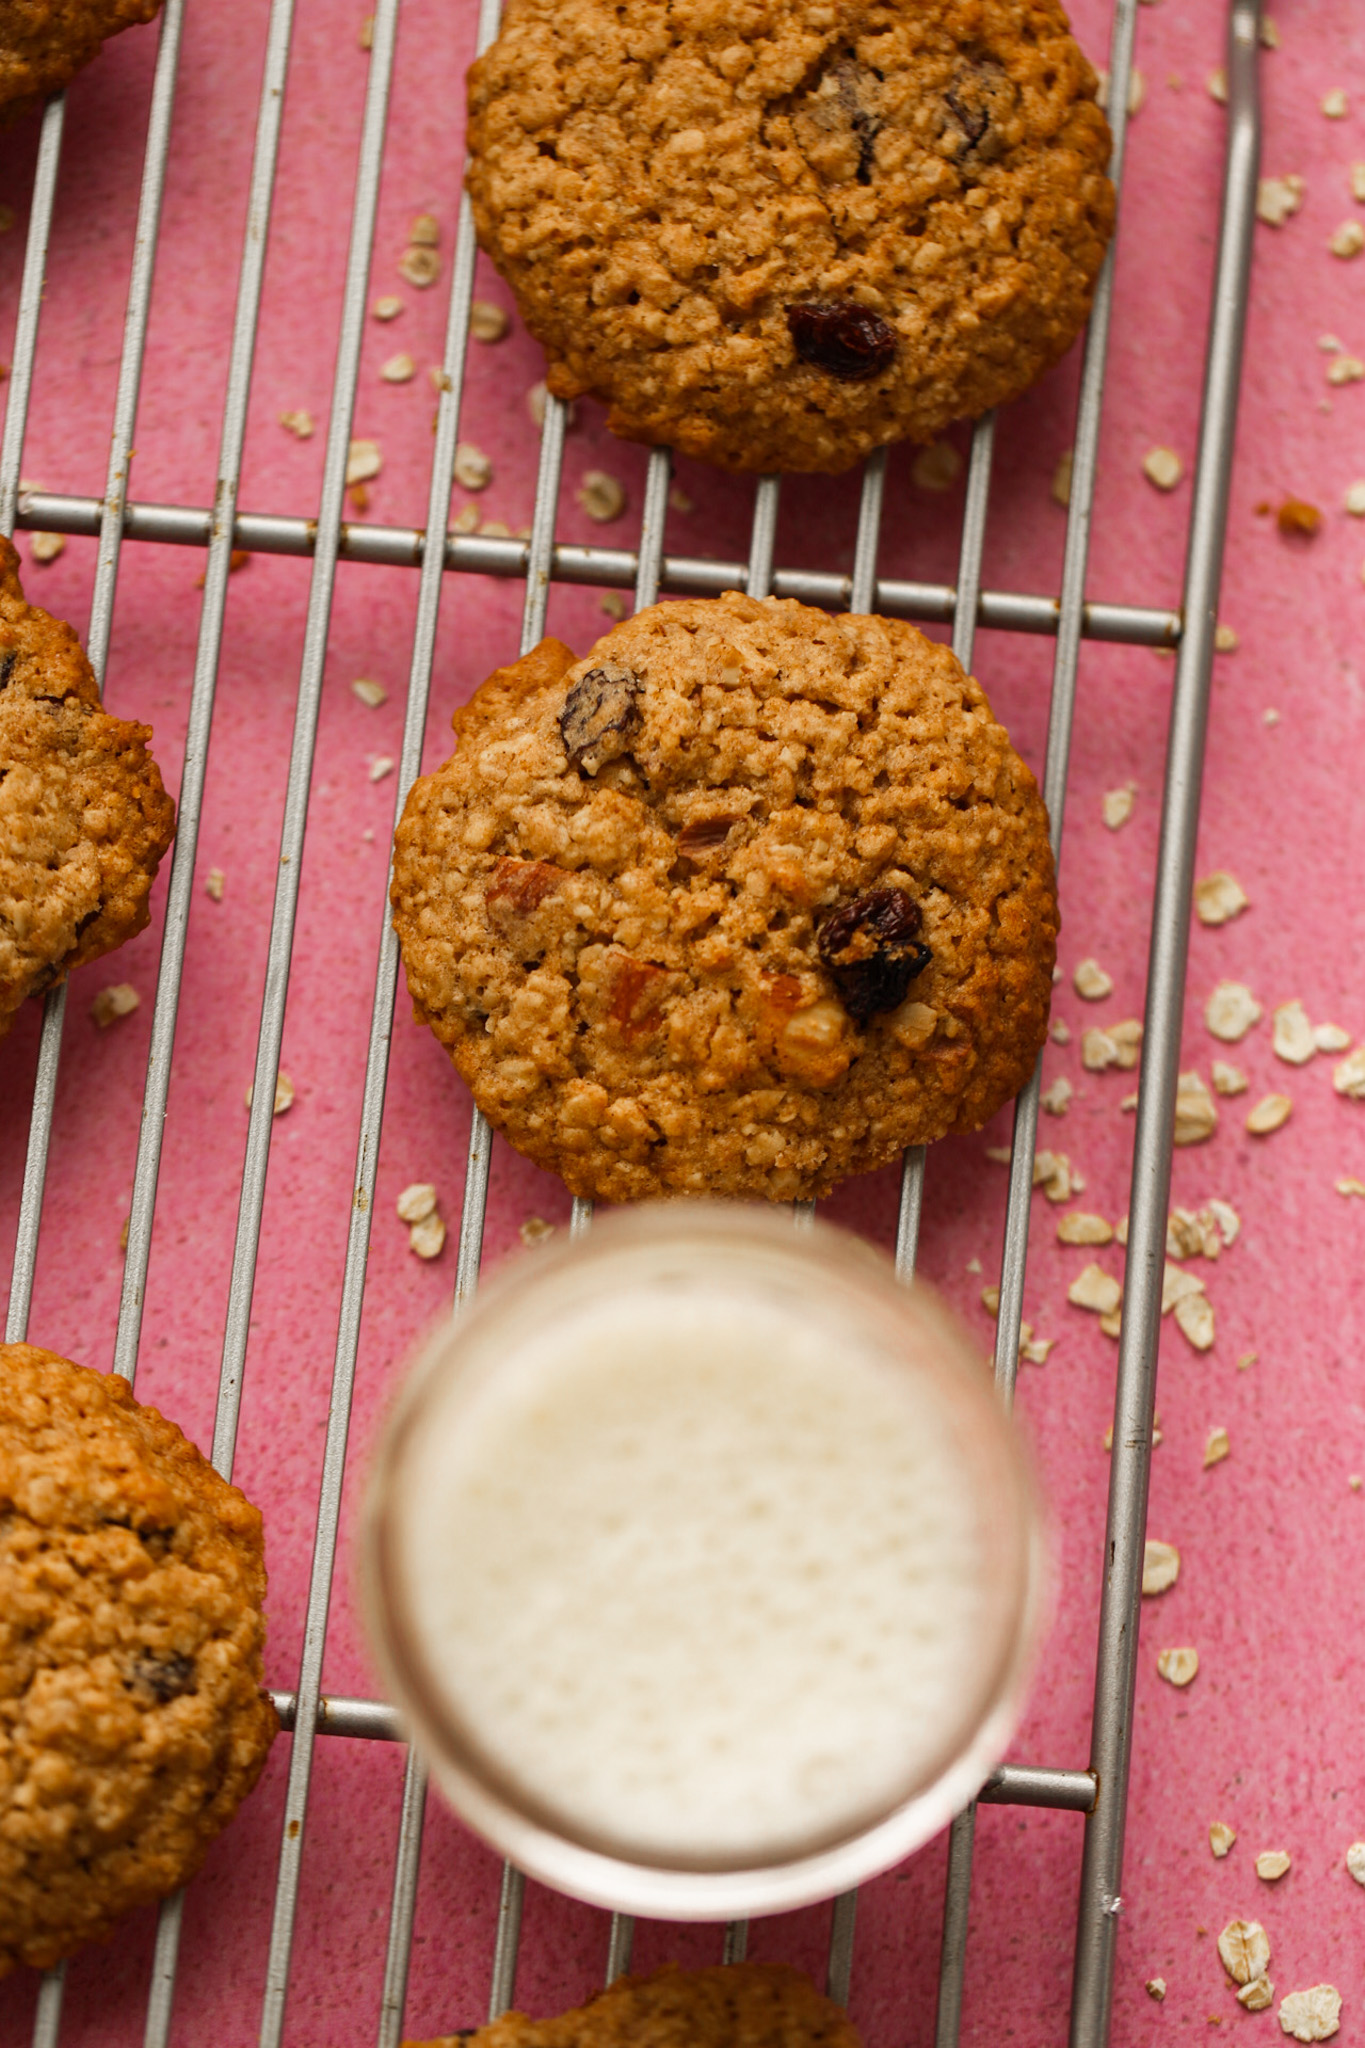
xmin=1 ymin=0 xmax=162 ymax=121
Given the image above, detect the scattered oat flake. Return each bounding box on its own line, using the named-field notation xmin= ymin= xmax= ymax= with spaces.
xmin=980 ymin=1285 xmax=1000 ymax=1317
xmin=1336 ymin=1177 xmax=1365 ymax=1198
xmin=1257 ymin=174 xmax=1304 ymax=226
xmin=396 ymin=1182 xmax=438 ymax=1224
xmin=1210 ymin=1821 xmax=1237 ymax=1859
xmin=409 ymin=212 xmax=439 ymax=247
xmin=1314 ymin=1022 xmax=1350 ymax=1052
xmin=1345 ymin=1842 xmax=1365 ymax=1884
xmin=600 ymin=591 xmax=628 ymax=621
xmin=1051 ymin=448 xmax=1074 ymax=508
xmin=911 ymin=441 xmax=961 ymax=492
xmin=1256 ymin=1850 xmax=1292 ymax=1882
xmin=453 ymin=442 xmax=492 ymax=492
xmin=352 ymin=677 xmax=387 ymax=708
xmin=1143 ymin=1539 xmax=1180 ymax=1595
xmin=1195 ymin=870 xmax=1249 ymax=924
xmin=1277 ymin=498 xmax=1322 ymax=536
xmin=1041 ymin=1075 xmax=1073 ymax=1116
xmin=1167 ymin=1206 xmax=1220 ymax=1259
xmin=1219 ymin=1918 xmax=1271 ymax=1986
xmin=470 ymin=298 xmax=511 ymax=343
xmin=1206 ymin=980 xmax=1262 ymax=1042
xmin=1273 ymin=1000 xmax=1317 ymax=1064
xmin=1102 ymin=785 xmax=1134 ymax=829
xmin=346 ymin=438 xmax=382 ymax=486
xmin=479 ymin=519 xmax=511 ymax=539
xmin=578 ymin=469 xmax=627 ymax=522
xmin=1058 ymin=1211 xmax=1112 ymax=1245
xmin=91 ymin=983 xmax=140 ymax=1028
xmin=1277 ymin=1986 xmax=1341 ymax=2043
xmin=1212 ymin=1060 xmax=1248 ymax=1095
xmin=1214 ymin=622 xmax=1239 ymax=651
xmin=399 ymin=245 xmax=440 ymax=288
xmin=1019 ymin=1324 xmax=1055 ymax=1366
xmin=1208 ymin=67 xmax=1228 ymax=102
xmin=1208 ymin=1197 xmax=1240 ymax=1245
xmin=1204 ymin=1425 xmax=1231 ymax=1467
xmin=520 ymin=1216 xmax=556 ymax=1247
xmin=1073 ymin=957 xmax=1113 ymax=1001
xmin=1333 ymin=1045 xmax=1365 ymax=1098
xmin=1143 ymin=446 xmax=1184 ymax=491
xmin=451 ymin=505 xmax=480 ymax=535
xmin=245 ymin=1072 xmax=294 ymax=1116
xmin=205 ymin=866 xmax=225 ymax=902
xmin=380 ymin=351 xmax=415 ymax=383
xmin=1331 ymin=220 xmax=1365 ymax=259
xmin=1033 ymin=1150 xmax=1080 ymax=1201
xmin=1146 ymin=1979 xmax=1166 ymax=2002
xmin=1322 ymin=88 xmax=1349 ymax=117
xmin=1163 ymin=1262 xmax=1206 ymax=1313
xmin=279 ymin=408 xmax=315 ymax=438
xmin=1051 ymin=1018 xmax=1071 ymax=1044
xmin=373 ymin=294 xmax=403 ymax=321
xmin=1327 ymin=355 xmax=1365 ymax=387
xmin=1082 ymin=1027 xmax=1117 ymax=1072
xmin=1157 ymin=1645 xmax=1198 ymax=1687
xmin=1353 ymin=164 xmax=1365 ymax=204
xmin=1247 ymin=1092 xmax=1292 ymax=1134
xmin=368 ymin=756 xmax=394 ymax=782
xmin=1175 ymin=1071 xmax=1218 ymax=1145
xmin=29 ymin=532 xmax=64 ymax=563
xmin=409 ymin=1211 xmax=446 ymax=1260
xmin=1241 ymin=1980 xmax=1275 ymax=2012
xmin=1176 ymin=1291 xmax=1216 ymax=1352
xmin=1068 ymin=1264 xmax=1122 ymax=1316
xmin=1320 ymin=334 xmax=1344 ymax=353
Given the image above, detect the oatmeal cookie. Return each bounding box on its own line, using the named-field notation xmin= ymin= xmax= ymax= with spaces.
xmin=466 ymin=0 xmax=1114 ymax=474
xmin=1 ymin=0 xmax=162 ymax=120
xmin=0 ymin=1345 xmax=278 ymax=1975
xmin=405 ymin=1961 xmax=861 ymax=2048
xmin=391 ymin=594 xmax=1057 ymax=1204
xmin=0 ymin=537 xmax=175 ymax=1037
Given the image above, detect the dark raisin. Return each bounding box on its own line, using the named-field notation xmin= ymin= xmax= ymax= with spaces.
xmin=559 ymin=662 xmax=641 ymax=776
xmin=677 ymin=813 xmax=740 ymax=857
xmin=0 ymin=649 xmax=15 ymax=692
xmin=942 ymin=59 xmax=1014 ymax=164
xmin=817 ymin=888 xmax=931 ymax=1021
xmin=127 ymin=1652 xmax=196 ymax=1703
xmin=787 ymin=302 xmax=896 ymax=381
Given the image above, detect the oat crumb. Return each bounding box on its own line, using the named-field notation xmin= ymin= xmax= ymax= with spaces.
xmin=1195 ymin=871 xmax=1250 ymax=924
xmin=245 ymin=1072 xmax=294 ymax=1116
xmin=1256 ymin=1849 xmax=1291 ymax=1882
xmin=1212 ymin=1060 xmax=1248 ymax=1095
xmin=1203 ymin=1425 xmax=1231 ymax=1467
xmin=1345 ymin=1842 xmax=1365 ymax=1884
xmin=29 ymin=532 xmax=64 ymax=564
xmin=1322 ymin=88 xmax=1350 ymax=118
xmin=1051 ymin=448 xmax=1074 ymax=508
xmin=91 ymin=983 xmax=140 ymax=1028
xmin=1237 ymin=1351 xmax=1258 ymax=1370
xmin=1330 ymin=220 xmax=1365 ymax=259
xmin=451 ymin=505 xmax=480 ymax=535
xmin=279 ymin=408 xmax=315 ymax=438
xmin=346 ymin=438 xmax=382 ymax=486
xmin=668 ymin=483 xmax=695 ymax=514
xmin=380 ymin=351 xmax=415 ymax=384
xmin=1256 ymin=174 xmax=1305 ymax=226
xmin=1218 ymin=1918 xmax=1270 ymax=1986
xmin=1273 ymin=999 xmax=1317 ymax=1064
xmin=1332 ymin=1045 xmax=1365 ymax=1098
xmin=1208 ymin=67 xmax=1227 ymax=103
xmin=372 ymin=295 xmax=403 ymax=321
xmin=1214 ymin=621 xmax=1239 ymax=651
xmin=1146 ymin=1978 xmax=1166 ymax=2002
xmin=1057 ymin=1210 xmax=1112 ymax=1245
xmin=577 ymin=469 xmax=627 ymax=522
xmin=358 ymin=13 xmax=373 ymax=48
xmin=1175 ymin=1071 xmax=1218 ymax=1145
xmin=1175 ymin=1291 xmax=1216 ymax=1351
xmin=454 ymin=442 xmax=492 ymax=492
xmin=352 ymin=677 xmax=387 ymax=708
xmin=368 ymin=756 xmax=394 ymax=783
xmin=1206 ymin=981 xmax=1262 ymax=1042
xmin=1335 ymin=1177 xmax=1365 ymax=1198
xmin=1073 ymin=957 xmax=1114 ymax=1001
xmin=911 ymin=441 xmax=962 ymax=492
xmin=1102 ymin=785 xmax=1134 ymax=829
xmin=520 ymin=1216 xmax=556 ymax=1247
xmin=1067 ymin=1263 xmax=1122 ymax=1316
xmin=205 ymin=866 xmax=225 ymax=902
xmin=1260 ymin=17 xmax=1280 ymax=48
xmin=408 ymin=212 xmax=439 ymax=247
xmin=980 ymin=1285 xmax=1000 ymax=1317
xmin=409 ymin=1211 xmax=446 ymax=1260
xmin=1142 ymin=1538 xmax=1180 ymax=1594
xmin=1327 ymin=355 xmax=1365 ymax=386
xmin=1142 ymin=445 xmax=1184 ymax=491
xmin=396 ymin=1182 xmax=438 ymax=1224
xmin=1246 ymin=1092 xmax=1292 ymax=1134
xmin=1041 ymin=1074 xmax=1073 ymax=1116
xmin=1239 ymin=1979 xmax=1274 ymax=2012
xmin=1314 ymin=1022 xmax=1350 ymax=1052
xmin=398 ymin=245 xmax=440 ymax=289
xmin=599 ymin=591 xmax=628 ymax=621
xmin=1157 ymin=1645 xmax=1199 ymax=1687
xmin=1051 ymin=1018 xmax=1072 ymax=1044
xmin=1210 ymin=1821 xmax=1237 ymax=1859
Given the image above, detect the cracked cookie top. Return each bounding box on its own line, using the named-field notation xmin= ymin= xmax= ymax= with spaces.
xmin=466 ymin=0 xmax=1113 ymax=473
xmin=391 ymin=593 xmax=1057 ymax=1204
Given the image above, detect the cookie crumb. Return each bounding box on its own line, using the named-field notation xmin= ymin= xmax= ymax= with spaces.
xmin=352 ymin=677 xmax=387 ymax=707
xmin=1174 ymin=1071 xmax=1218 ymax=1144
xmin=29 ymin=532 xmax=65 ymax=564
xmin=409 ymin=1211 xmax=446 ymax=1260
xmin=454 ymin=443 xmax=492 ymax=492
xmin=1330 ymin=221 xmax=1365 ymax=259
xmin=1203 ymin=1425 xmax=1231 ymax=1467
xmin=396 ymin=1182 xmax=438 ymax=1224
xmin=1073 ymin=957 xmax=1113 ymax=1001
xmin=1157 ymin=1646 xmax=1198 ymax=1687
xmin=1256 ymin=174 xmax=1304 ymax=225
xmin=205 ymin=867 xmax=225 ymax=902
xmin=911 ymin=442 xmax=962 ymax=492
xmin=346 ymin=439 xmax=382 ymax=486
xmin=577 ymin=470 xmax=627 ymax=522
xmin=1142 ymin=1538 xmax=1180 ymax=1594
xmin=1322 ymin=88 xmax=1348 ymax=117
xmin=91 ymin=983 xmax=140 ymax=1028
xmin=520 ymin=1216 xmax=556 ymax=1247
xmin=1051 ymin=449 xmax=1074 ymax=508
xmin=1210 ymin=1821 xmax=1237 ymax=1858
xmin=1142 ymin=446 xmax=1184 ymax=491
xmin=1102 ymin=785 xmax=1134 ymax=829
xmin=380 ymin=351 xmax=415 ymax=384
xmin=1067 ymin=1263 xmax=1122 ymax=1315
xmin=1273 ymin=1000 xmax=1317 ymax=1064
xmin=279 ymin=408 xmax=315 ymax=438
xmin=1146 ymin=1979 xmax=1166 ymax=2003
xmin=1206 ymin=980 xmax=1262 ymax=1042
xmin=368 ymin=756 xmax=394 ymax=782
xmin=1212 ymin=1060 xmax=1248 ymax=1094
xmin=245 ymin=1072 xmax=294 ymax=1115
xmin=470 ymin=300 xmax=510 ymax=343
xmin=1277 ymin=1986 xmax=1341 ymax=2043
xmin=399 ymin=246 xmax=440 ymax=288
xmin=1194 ymin=871 xmax=1249 ymax=924
xmin=1255 ymin=1849 xmax=1291 ymax=1882
xmin=1246 ymin=1092 xmax=1292 ymax=1133
xmin=373 ymin=295 xmax=402 ymax=321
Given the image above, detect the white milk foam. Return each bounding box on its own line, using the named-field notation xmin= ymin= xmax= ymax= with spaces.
xmin=400 ymin=1285 xmax=988 ymax=1867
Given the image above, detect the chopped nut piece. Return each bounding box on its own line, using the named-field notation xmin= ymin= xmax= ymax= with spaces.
xmin=1273 ymin=999 xmax=1317 ymax=1064
xmin=520 ymin=1216 xmax=556 ymax=1247
xmin=352 ymin=677 xmax=387 ymax=707
xmin=1143 ymin=446 xmax=1184 ymax=491
xmin=1314 ymin=1022 xmax=1350 ymax=1052
xmin=279 ymin=408 xmax=315 ymax=438
xmin=1257 ymin=174 xmax=1305 ymax=225
xmin=1195 ymin=870 xmax=1249 ymax=924
xmin=245 ymin=1072 xmax=294 ymax=1115
xmin=1330 ymin=220 xmax=1365 ymax=258
xmin=368 ymin=756 xmax=394 ymax=782
xmin=346 ymin=438 xmax=382 ymax=486
xmin=1239 ymin=1979 xmax=1274 ymax=2012
xmin=1074 ymin=957 xmax=1113 ymax=1001
xmin=1051 ymin=448 xmax=1074 ymax=508
xmin=1203 ymin=1425 xmax=1231 ymax=1467
xmin=577 ymin=469 xmax=627 ymax=522
xmin=1174 ymin=1071 xmax=1218 ymax=1145
xmin=1256 ymin=1850 xmax=1291 ymax=1882
xmin=1102 ymin=785 xmax=1134 ymax=829
xmin=1247 ymin=1093 xmax=1292 ymax=1134
xmin=205 ymin=867 xmax=225 ymax=902
xmin=1146 ymin=1979 xmax=1167 ymax=2002
xmin=911 ymin=441 xmax=962 ymax=492
xmin=1333 ymin=1046 xmax=1365 ymax=1098
xmin=1323 ymin=88 xmax=1349 ymax=117
xmin=380 ymin=351 xmax=415 ymax=383
xmin=398 ymin=245 xmax=440 ymax=288
xmin=1277 ymin=1986 xmax=1341 ymax=2043
xmin=1175 ymin=1291 xmax=1215 ymax=1352
xmin=470 ymin=299 xmax=510 ymax=343
xmin=1327 ymin=355 xmax=1365 ymax=386
xmin=1206 ymin=980 xmax=1262 ymax=1042
xmin=453 ymin=442 xmax=492 ymax=492
xmin=1345 ymin=1842 xmax=1365 ymax=1885
xmin=1058 ymin=1212 xmax=1113 ymax=1246
xmin=1213 ymin=1061 xmax=1247 ymax=1095
xmin=1336 ymin=1177 xmax=1365 ymax=1198
xmin=1208 ymin=66 xmax=1228 ymax=102
xmin=1219 ymin=1919 xmax=1271 ymax=1986
xmin=408 ymin=213 xmax=439 ymax=247
xmin=1210 ymin=1821 xmax=1237 ymax=1859
xmin=395 ymin=1182 xmax=438 ymax=1224
xmin=1041 ymin=1074 xmax=1073 ymax=1115
xmin=1215 ymin=621 xmax=1240 ymax=651
xmin=91 ymin=983 xmax=140 ymax=1028
xmin=1142 ymin=1539 xmax=1180 ymax=1594
xmin=1068 ymin=1264 xmax=1122 ymax=1316
xmin=29 ymin=532 xmax=65 ymax=564
xmin=409 ymin=1211 xmax=446 ymax=1260
xmin=373 ymin=295 xmax=402 ymax=321
xmin=1157 ymin=1645 xmax=1198 ymax=1687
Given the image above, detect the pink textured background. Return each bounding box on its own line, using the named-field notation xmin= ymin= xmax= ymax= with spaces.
xmin=4 ymin=0 xmax=1365 ymax=2040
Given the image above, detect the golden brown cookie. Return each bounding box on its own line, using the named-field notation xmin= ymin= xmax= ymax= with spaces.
xmin=466 ymin=0 xmax=1114 ymax=474
xmin=0 ymin=537 xmax=175 ymax=1038
xmin=404 ymin=1961 xmax=862 ymax=2048
xmin=391 ymin=594 xmax=1057 ymax=1204
xmin=1 ymin=0 xmax=162 ymax=120
xmin=0 ymin=1345 xmax=278 ymax=1976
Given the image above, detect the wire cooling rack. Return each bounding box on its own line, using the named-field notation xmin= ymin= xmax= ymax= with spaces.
xmin=0 ymin=0 xmax=1262 ymax=2041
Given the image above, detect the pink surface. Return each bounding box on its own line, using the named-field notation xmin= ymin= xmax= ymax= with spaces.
xmin=4 ymin=1 xmax=1365 ymax=2040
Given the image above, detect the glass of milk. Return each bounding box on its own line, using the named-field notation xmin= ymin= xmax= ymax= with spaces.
xmin=363 ymin=1204 xmax=1042 ymax=1920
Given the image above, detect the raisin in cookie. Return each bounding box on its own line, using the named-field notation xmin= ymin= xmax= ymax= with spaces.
xmin=405 ymin=1961 xmax=861 ymax=2048
xmin=391 ymin=594 xmax=1056 ymax=1204
xmin=0 ymin=537 xmax=175 ymax=1037
xmin=466 ymin=0 xmax=1114 ymax=474
xmin=0 ymin=1345 xmax=278 ymax=1975
xmin=1 ymin=0 xmax=162 ymax=121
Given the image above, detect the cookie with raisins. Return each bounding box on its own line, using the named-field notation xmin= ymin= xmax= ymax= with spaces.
xmin=391 ymin=593 xmax=1056 ymax=1203
xmin=0 ymin=1345 xmax=277 ymax=1973
xmin=1 ymin=0 xmax=163 ymax=122
xmin=465 ymin=0 xmax=1114 ymax=474
xmin=0 ymin=537 xmax=175 ymax=1038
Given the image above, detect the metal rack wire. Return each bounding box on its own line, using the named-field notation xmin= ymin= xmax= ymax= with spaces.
xmin=0 ymin=0 xmax=1261 ymax=2041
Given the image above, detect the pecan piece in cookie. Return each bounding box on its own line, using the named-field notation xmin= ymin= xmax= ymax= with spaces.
xmin=786 ymin=302 xmax=897 ymax=382
xmin=818 ymin=888 xmax=932 ymax=1021
xmin=559 ymin=662 xmax=641 ymax=775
